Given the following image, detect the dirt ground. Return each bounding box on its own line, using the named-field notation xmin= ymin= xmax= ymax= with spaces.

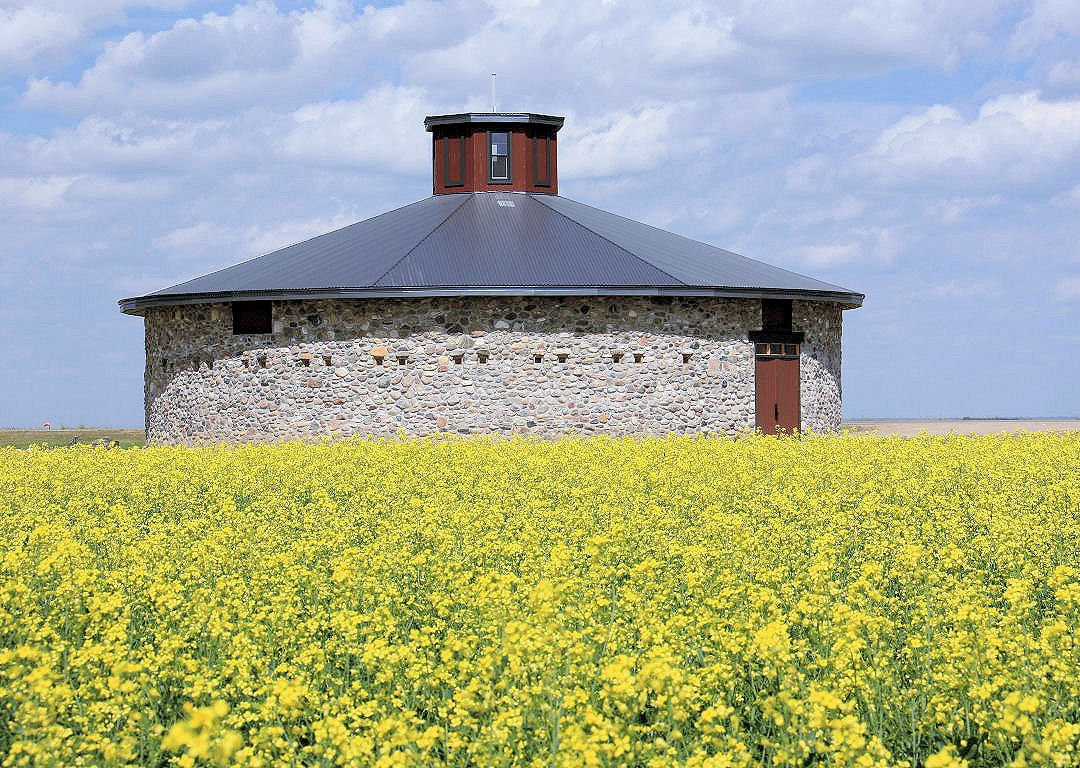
xmin=842 ymin=419 xmax=1080 ymax=436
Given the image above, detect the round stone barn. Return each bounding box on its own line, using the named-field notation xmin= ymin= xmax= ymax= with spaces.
xmin=121 ymin=112 xmax=863 ymax=444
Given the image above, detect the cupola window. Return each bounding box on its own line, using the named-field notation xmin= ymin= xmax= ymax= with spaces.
xmin=489 ymin=131 xmax=511 ymax=183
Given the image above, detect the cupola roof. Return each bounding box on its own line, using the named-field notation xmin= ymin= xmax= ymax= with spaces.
xmin=423 ymin=112 xmax=564 ymax=129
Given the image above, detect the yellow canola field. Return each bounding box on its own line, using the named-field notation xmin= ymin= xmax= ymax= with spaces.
xmin=2 ymin=434 xmax=1080 ymax=768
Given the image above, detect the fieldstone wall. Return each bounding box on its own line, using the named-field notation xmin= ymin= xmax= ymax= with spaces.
xmin=795 ymin=299 xmax=844 ymax=434
xmin=142 ymin=296 xmax=843 ymax=444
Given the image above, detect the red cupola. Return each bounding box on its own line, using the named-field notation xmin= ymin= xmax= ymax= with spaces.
xmin=424 ymin=112 xmax=564 ymax=195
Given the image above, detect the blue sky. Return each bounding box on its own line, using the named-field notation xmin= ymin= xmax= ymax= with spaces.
xmin=1 ymin=0 xmax=1079 ymax=427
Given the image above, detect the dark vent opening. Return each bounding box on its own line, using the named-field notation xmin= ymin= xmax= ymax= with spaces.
xmin=232 ymin=301 xmax=272 ymax=335
xmin=762 ymin=299 xmax=793 ymax=332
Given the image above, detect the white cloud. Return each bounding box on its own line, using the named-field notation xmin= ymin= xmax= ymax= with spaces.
xmin=20 ymin=0 xmax=483 ymax=116
xmin=806 ymin=227 xmax=897 ymax=266
xmin=1052 ymin=183 xmax=1080 ymax=208
xmin=279 ymin=85 xmax=431 ymax=175
xmin=559 ymin=104 xmax=682 ymax=180
xmin=1 ymin=0 xmax=1032 ymax=121
xmin=793 ymin=243 xmax=862 ymax=268
xmin=931 ymin=278 xmax=1002 ymax=299
xmin=128 ymin=4 xmax=299 ymax=80
xmin=0 ymin=174 xmax=77 ymax=211
xmin=24 ymin=2 xmax=309 ymax=114
xmin=779 ymin=196 xmax=869 ymax=228
xmin=1054 ymin=275 xmax=1080 ymax=301
xmin=6 ymin=113 xmax=271 ymax=176
xmin=0 ymin=0 xmax=192 ymax=73
xmin=113 ymin=271 xmax=182 ymax=296
xmin=784 ymin=154 xmax=833 ymax=194
xmin=0 ymin=173 xmax=169 ymax=221
xmin=731 ymin=0 xmax=1007 ymax=72
xmin=148 ymin=213 xmax=366 ymax=279
xmin=1046 ymin=58 xmax=1080 ymax=92
xmin=648 ymin=5 xmax=739 ymax=65
xmin=5 ymin=84 xmax=437 ymax=187
xmin=926 ymin=194 xmax=1003 ymax=223
xmin=1011 ymin=0 xmax=1080 ymax=55
xmin=0 ymin=5 xmax=80 ymax=70
xmin=243 ymin=213 xmax=359 ymax=258
xmin=152 ymin=221 xmax=232 ymax=252
xmin=853 ymin=92 xmax=1080 ymax=193
xmin=407 ymin=0 xmax=1009 ymax=105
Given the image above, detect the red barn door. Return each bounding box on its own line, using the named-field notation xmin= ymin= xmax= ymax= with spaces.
xmin=755 ymin=353 xmax=800 ymax=435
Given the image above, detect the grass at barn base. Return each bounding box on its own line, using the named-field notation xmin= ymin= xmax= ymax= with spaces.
xmin=0 ymin=428 xmax=144 ymax=449
xmin=2 ymin=434 xmax=1079 ymax=767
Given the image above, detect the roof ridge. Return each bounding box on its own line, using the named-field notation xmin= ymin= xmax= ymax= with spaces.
xmin=370 ymin=193 xmax=473 ymax=287
xmin=149 ymin=195 xmax=456 ymax=297
xmin=528 ymin=194 xmax=687 ymax=287
xmin=541 ymin=194 xmax=854 ymax=294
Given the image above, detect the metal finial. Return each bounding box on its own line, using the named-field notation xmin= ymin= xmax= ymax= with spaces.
xmin=490 ymin=73 xmax=496 ymax=112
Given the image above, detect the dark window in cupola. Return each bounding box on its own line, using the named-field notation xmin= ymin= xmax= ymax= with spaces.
xmin=232 ymin=301 xmax=272 ymax=335
xmin=533 ymin=134 xmax=552 ymax=187
xmin=489 ymin=131 xmax=511 ymax=183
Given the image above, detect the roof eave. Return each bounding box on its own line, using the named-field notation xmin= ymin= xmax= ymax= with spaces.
xmin=424 ymin=113 xmax=565 ymax=131
xmin=119 ymin=285 xmax=864 ymax=315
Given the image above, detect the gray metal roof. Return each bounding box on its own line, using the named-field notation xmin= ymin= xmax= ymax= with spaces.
xmin=424 ymin=112 xmax=564 ymax=130
xmin=119 ymin=192 xmax=863 ymax=313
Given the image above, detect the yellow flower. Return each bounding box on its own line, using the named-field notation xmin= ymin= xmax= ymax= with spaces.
xmin=924 ymin=745 xmax=968 ymax=768
xmin=1 ymin=433 xmax=1079 ymax=765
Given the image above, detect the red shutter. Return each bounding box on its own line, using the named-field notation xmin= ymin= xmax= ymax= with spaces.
xmin=533 ymin=136 xmax=551 ymax=187
xmin=444 ymin=136 xmax=465 ymax=187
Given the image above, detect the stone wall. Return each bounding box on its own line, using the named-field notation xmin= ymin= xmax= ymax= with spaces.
xmin=142 ymin=296 xmax=843 ymax=444
xmin=794 ymin=299 xmax=844 ymax=434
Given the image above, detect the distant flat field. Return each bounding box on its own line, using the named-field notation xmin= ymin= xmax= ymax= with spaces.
xmin=2 ymin=421 xmax=1079 ymax=448
xmin=843 ymin=419 xmax=1080 ymax=436
xmin=0 ymin=429 xmax=145 ymax=449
